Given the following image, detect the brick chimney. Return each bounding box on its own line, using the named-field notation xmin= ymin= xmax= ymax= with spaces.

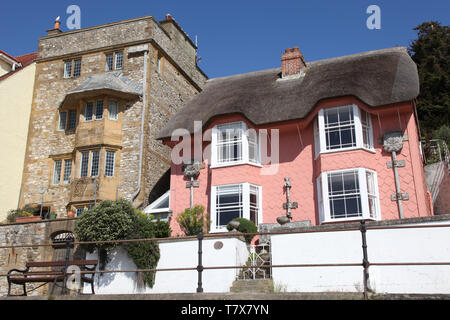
xmin=281 ymin=47 xmax=306 ymax=78
xmin=46 ymin=17 xmax=63 ymax=36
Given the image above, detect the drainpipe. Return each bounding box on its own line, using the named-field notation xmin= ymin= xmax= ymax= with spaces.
xmin=131 ymin=48 xmax=149 ymax=205
xmin=391 ymin=151 xmax=404 ymax=219
xmin=383 ymin=131 xmax=407 ymax=219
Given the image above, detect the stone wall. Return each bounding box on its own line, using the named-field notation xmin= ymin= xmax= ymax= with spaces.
xmin=19 ymin=14 xmax=207 ymax=216
xmin=0 ymin=219 xmax=77 ymax=296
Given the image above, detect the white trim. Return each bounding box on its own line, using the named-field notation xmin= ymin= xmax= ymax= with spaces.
xmin=315 ymin=104 xmax=375 ymax=156
xmin=318 ymin=167 xmax=381 ymax=224
xmin=0 ymin=53 xmax=21 ymax=69
xmin=210 ymin=182 xmax=262 ymax=233
xmin=58 ymin=111 xmax=67 ymax=131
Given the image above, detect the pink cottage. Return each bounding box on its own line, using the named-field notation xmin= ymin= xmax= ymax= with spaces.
xmin=155 ymin=46 xmax=433 ymax=236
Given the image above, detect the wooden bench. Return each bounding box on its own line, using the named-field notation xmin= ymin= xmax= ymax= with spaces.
xmin=7 ymin=260 xmax=98 ymax=296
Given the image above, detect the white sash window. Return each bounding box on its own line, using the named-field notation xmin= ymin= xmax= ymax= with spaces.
xmin=210 ymin=183 xmax=262 ymax=233
xmin=315 ymin=104 xmax=374 ymax=156
xmin=211 ymin=121 xmax=260 ymax=167
xmin=317 ymin=168 xmax=380 ymax=223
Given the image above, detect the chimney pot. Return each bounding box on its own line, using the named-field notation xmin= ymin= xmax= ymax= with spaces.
xmin=54 ymin=20 xmax=61 ymax=30
xmin=166 ymin=14 xmax=172 ymax=20
xmin=281 ymin=46 xmax=306 ymax=78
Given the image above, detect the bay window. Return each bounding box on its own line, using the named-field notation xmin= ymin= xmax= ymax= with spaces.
xmin=211 ymin=121 xmax=260 ymax=167
xmin=210 ymin=183 xmax=262 ymax=232
xmin=317 ymin=168 xmax=380 ymax=223
xmin=315 ymin=104 xmax=374 ymax=156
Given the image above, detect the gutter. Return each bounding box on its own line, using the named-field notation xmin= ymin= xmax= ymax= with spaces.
xmin=131 ymin=45 xmax=149 ymax=204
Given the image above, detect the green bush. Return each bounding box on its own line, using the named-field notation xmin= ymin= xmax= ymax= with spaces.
xmin=74 ymin=200 xmax=162 ymax=288
xmin=226 ymin=217 xmax=258 ymax=243
xmin=176 ymin=205 xmax=210 ymax=236
xmin=125 ymin=211 xmax=160 ymax=288
xmin=6 ymin=204 xmax=37 ymax=223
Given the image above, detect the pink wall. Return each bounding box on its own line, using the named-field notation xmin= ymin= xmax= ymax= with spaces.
xmin=165 ymin=96 xmax=432 ymax=236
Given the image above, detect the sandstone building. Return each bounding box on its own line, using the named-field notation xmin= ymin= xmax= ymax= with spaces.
xmin=19 ymin=14 xmax=207 ymax=217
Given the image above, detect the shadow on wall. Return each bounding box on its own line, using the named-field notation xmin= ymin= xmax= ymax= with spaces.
xmin=148 ymin=169 xmax=171 ymax=205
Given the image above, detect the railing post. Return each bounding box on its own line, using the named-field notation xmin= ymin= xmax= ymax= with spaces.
xmin=360 ymin=220 xmax=370 ymax=300
xmin=63 ymin=239 xmax=71 ymax=294
xmin=196 ymin=231 xmax=204 ymax=293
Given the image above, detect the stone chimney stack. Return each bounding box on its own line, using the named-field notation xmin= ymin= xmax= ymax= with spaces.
xmin=281 ymin=47 xmax=306 ymax=78
xmin=46 ymin=17 xmax=63 ymax=36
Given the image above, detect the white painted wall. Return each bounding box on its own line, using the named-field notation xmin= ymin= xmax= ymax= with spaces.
xmin=83 ymin=237 xmax=249 ymax=294
xmin=271 ymin=222 xmax=450 ymax=294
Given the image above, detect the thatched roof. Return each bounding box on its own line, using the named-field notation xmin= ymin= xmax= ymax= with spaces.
xmin=157 ymin=47 xmax=419 ymax=139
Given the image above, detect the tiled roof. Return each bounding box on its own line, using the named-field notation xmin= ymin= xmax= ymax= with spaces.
xmin=0 ymin=51 xmax=37 ymax=82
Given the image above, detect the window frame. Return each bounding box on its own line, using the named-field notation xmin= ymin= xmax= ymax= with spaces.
xmin=108 ymin=99 xmax=119 ymax=120
xmin=63 ymin=159 xmax=72 ymax=184
xmin=63 ymin=58 xmax=82 ymax=78
xmin=63 ymin=60 xmax=72 ymax=79
xmin=67 ymin=109 xmax=77 ymax=131
xmin=85 ymin=101 xmax=94 ymax=122
xmin=316 ymin=167 xmax=381 ymax=224
xmin=105 ymin=150 xmax=116 ymax=177
xmin=211 ymin=121 xmax=261 ymax=168
xmin=315 ymin=104 xmax=374 ymax=157
xmin=210 ymin=182 xmax=262 ymax=233
xmin=94 ymin=100 xmax=104 ymax=120
xmin=52 ymin=160 xmax=63 ymax=185
xmin=58 ymin=111 xmax=68 ymax=131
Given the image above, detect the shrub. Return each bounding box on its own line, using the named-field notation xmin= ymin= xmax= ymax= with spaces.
xmin=125 ymin=211 xmax=160 ymax=288
xmin=6 ymin=205 xmax=37 ymax=223
xmin=74 ymin=200 xmax=161 ymax=288
xmin=176 ymin=205 xmax=210 ymax=236
xmin=226 ymin=217 xmax=258 ymax=243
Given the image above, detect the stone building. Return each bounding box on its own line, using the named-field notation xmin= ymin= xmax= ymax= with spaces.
xmin=19 ymin=14 xmax=207 ymax=217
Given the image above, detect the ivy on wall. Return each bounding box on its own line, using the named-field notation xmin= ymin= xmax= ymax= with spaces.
xmin=74 ymin=199 xmax=171 ymax=288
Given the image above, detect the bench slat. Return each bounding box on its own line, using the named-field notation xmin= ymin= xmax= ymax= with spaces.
xmin=26 ymin=260 xmax=98 ymax=267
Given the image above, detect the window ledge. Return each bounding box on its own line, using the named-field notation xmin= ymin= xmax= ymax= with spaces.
xmin=210 ymin=161 xmax=262 ymax=169
xmin=320 ymin=216 xmax=379 ymax=224
xmin=318 ymin=147 xmax=376 ymax=157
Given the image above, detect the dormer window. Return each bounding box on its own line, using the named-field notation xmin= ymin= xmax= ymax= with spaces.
xmin=314 ymin=104 xmax=374 ymax=157
xmin=211 ymin=121 xmax=259 ymax=167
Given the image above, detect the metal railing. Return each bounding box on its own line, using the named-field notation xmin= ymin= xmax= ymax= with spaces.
xmin=2 ymin=221 xmax=450 ymax=299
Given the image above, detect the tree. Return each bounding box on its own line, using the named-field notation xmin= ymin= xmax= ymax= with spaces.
xmin=408 ymin=21 xmax=449 ymax=138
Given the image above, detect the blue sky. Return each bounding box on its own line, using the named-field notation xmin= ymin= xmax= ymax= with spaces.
xmin=1 ymin=0 xmax=448 ymax=78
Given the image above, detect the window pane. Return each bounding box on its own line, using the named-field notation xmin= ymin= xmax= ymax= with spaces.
xmin=328 ymin=170 xmax=362 ymax=219
xmin=95 ymin=100 xmax=104 ymax=120
xmin=63 ymin=160 xmax=72 ymax=184
xmin=85 ymin=101 xmax=93 ymax=121
xmin=67 ymin=110 xmax=77 ymax=130
xmin=73 ymin=59 xmax=81 ymax=77
xmin=108 ymin=99 xmax=118 ymax=120
xmin=53 ymin=160 xmax=62 ymax=185
xmin=115 ymin=51 xmax=123 ymax=70
xmin=249 ymin=185 xmax=259 ymax=225
xmin=106 ymin=54 xmax=114 ymax=71
xmin=324 ymin=106 xmax=356 ymax=150
xmin=76 ymin=207 xmax=84 ymax=216
xmin=64 ymin=61 xmax=72 ymax=78
xmin=217 ymin=123 xmax=243 ymax=164
xmin=80 ymin=152 xmax=89 ymax=177
xmin=90 ymin=150 xmax=100 ymax=176
xmin=216 ymin=184 xmax=243 ymax=227
xmin=105 ymin=151 xmax=115 ymax=177
xmin=59 ymin=111 xmax=67 ymax=130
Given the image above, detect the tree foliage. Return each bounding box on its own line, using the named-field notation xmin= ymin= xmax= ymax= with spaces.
xmin=409 ymin=21 xmax=449 ymax=137
xmin=74 ymin=199 xmax=165 ymax=288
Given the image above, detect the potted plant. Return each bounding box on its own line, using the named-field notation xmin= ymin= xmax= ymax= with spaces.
xmin=15 ymin=211 xmax=42 ymax=223
xmin=49 ymin=213 xmax=57 ymax=219
xmin=67 ymin=211 xmax=76 ymax=218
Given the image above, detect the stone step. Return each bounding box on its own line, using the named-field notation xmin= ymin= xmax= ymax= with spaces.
xmin=230 ymin=279 xmax=274 ymax=293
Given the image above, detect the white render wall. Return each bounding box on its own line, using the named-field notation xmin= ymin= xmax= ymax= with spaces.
xmin=271 ymin=222 xmax=450 ymax=294
xmin=83 ymin=237 xmax=249 ymax=294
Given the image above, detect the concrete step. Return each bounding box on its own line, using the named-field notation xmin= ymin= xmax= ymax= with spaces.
xmin=230 ymin=279 xmax=274 ymax=293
